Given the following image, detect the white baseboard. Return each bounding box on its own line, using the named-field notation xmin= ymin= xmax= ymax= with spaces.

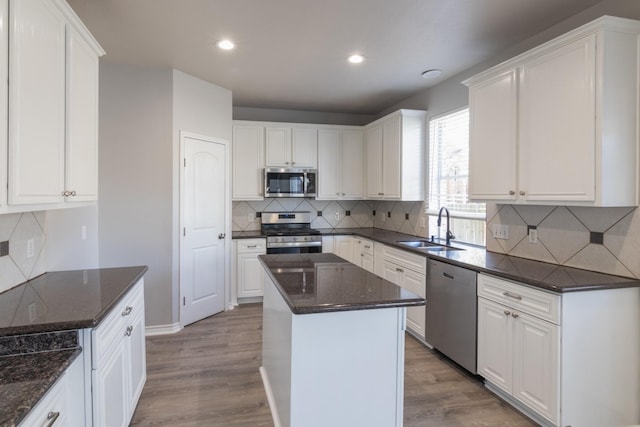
xmin=145 ymin=322 xmax=182 ymax=336
xmin=259 ymin=366 xmax=282 ymax=427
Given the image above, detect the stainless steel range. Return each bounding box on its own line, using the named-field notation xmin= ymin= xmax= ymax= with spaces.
xmin=261 ymin=212 xmax=322 ymax=254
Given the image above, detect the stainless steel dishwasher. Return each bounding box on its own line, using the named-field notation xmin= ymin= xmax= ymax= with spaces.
xmin=426 ymin=259 xmax=477 ymax=373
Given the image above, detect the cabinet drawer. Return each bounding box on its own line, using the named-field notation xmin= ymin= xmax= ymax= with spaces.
xmin=354 ymin=238 xmax=374 ymax=255
xmin=237 ymin=238 xmax=266 ymax=253
xmin=477 ymin=274 xmax=560 ymax=324
xmin=383 ymin=245 xmax=426 ymax=274
xmin=20 ymin=371 xmax=69 ymax=426
xmin=92 ymin=280 xmax=144 ymax=368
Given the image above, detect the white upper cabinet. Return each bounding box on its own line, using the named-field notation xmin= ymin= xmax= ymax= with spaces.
xmin=365 ymin=109 xmax=426 ymax=201
xmin=465 ymin=16 xmax=640 ymax=206
xmin=7 ymin=0 xmax=104 ymax=208
xmin=0 ymin=1 xmax=7 ymax=209
xmin=317 ymin=127 xmax=364 ymax=200
xmin=232 ymin=123 xmax=265 ymax=200
xmin=265 ymin=125 xmax=317 ymax=168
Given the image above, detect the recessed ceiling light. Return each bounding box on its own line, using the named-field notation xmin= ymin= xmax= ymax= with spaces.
xmin=421 ymin=69 xmax=442 ymax=79
xmin=348 ymin=54 xmax=365 ymax=64
xmin=216 ymin=39 xmax=235 ymax=50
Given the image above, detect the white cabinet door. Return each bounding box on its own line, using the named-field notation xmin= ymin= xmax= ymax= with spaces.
xmin=66 ymin=26 xmax=99 ymax=202
xmin=468 ymin=70 xmax=518 ymax=200
xmin=126 ymin=305 xmax=147 ymax=419
xmin=237 ymin=252 xmax=265 ymax=297
xmin=334 ymin=236 xmax=354 ymax=262
xmin=519 ymin=35 xmax=596 ymax=203
xmin=365 ymin=124 xmax=383 ymax=198
xmin=291 ymin=127 xmax=317 ymax=167
xmin=0 ymin=0 xmax=7 ymax=207
xmin=403 ymin=268 xmax=425 ymax=338
xmin=9 ymin=0 xmax=66 ymax=205
xmin=317 ymin=129 xmax=340 ymax=199
xmin=477 ymin=297 xmax=513 ymax=394
xmin=381 ymin=114 xmax=401 ymax=199
xmin=341 ymin=129 xmax=364 ymax=199
xmin=93 ymin=339 xmax=128 ymax=427
xmin=265 ymin=127 xmax=291 ymax=166
xmin=512 ymin=311 xmax=559 ymax=424
xmin=232 ymin=124 xmax=264 ymax=200
xmin=321 ymin=236 xmax=335 ymax=254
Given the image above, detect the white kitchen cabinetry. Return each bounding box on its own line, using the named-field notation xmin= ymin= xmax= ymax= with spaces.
xmin=265 ymin=125 xmax=317 ymax=168
xmin=19 ymin=353 xmax=84 ymax=426
xmin=235 ymin=238 xmax=266 ymax=300
xmin=351 ymin=237 xmax=374 ymax=273
xmin=89 ymin=279 xmax=146 ymax=427
xmin=321 ymin=236 xmax=335 ymax=254
xmin=232 ymin=123 xmax=265 ymax=200
xmin=382 ymin=245 xmax=426 ymax=340
xmin=466 ymin=16 xmax=640 ymax=206
xmin=365 ymin=110 xmax=425 ymax=201
xmin=477 ymin=273 xmax=640 ymax=427
xmin=334 ymin=235 xmax=354 ymax=263
xmin=8 ymin=0 xmax=104 ymax=207
xmin=317 ymin=128 xmax=364 ymax=200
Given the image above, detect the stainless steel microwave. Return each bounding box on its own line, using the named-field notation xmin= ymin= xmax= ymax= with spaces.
xmin=264 ymin=168 xmax=317 ymax=198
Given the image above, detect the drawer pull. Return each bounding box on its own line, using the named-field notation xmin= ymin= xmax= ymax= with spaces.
xmin=125 ymin=325 xmax=133 ymax=336
xmin=511 ymin=313 xmax=519 ymax=319
xmin=396 ymin=268 xmax=404 ymax=273
xmin=246 ymin=245 xmax=258 ymax=248
xmin=503 ymin=291 xmax=522 ymax=300
xmin=443 ymin=272 xmax=454 ymax=280
xmin=364 ymin=245 xmax=371 ymax=249
xmin=504 ymin=310 xmax=511 ymax=316
xmin=122 ymin=306 xmax=133 ymax=316
xmin=45 ymin=411 xmax=60 ymax=427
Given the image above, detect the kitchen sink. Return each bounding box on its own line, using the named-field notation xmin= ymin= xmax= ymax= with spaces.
xmin=396 ymin=240 xmax=464 ymax=251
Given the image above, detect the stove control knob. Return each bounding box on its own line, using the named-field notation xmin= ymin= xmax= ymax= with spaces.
xmin=293 ymin=237 xmax=298 ymax=242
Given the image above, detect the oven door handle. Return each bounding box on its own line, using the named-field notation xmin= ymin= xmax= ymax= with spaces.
xmin=267 ymin=241 xmax=323 ymax=249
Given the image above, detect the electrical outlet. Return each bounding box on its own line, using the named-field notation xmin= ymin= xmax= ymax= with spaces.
xmin=420 ymin=217 xmax=426 ymax=228
xmin=27 ymin=239 xmax=34 ymax=258
xmin=334 ymin=212 xmax=340 ymax=221
xmin=528 ymin=227 xmax=538 ymax=244
xmin=29 ymin=303 xmax=37 ymax=323
xmin=492 ymin=224 xmax=510 ymax=240
xmin=248 ymin=213 xmax=254 ymax=223
xmin=81 ymin=225 xmax=87 ymax=241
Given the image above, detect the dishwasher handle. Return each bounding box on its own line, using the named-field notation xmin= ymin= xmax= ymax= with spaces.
xmin=442 ymin=272 xmax=455 ymax=280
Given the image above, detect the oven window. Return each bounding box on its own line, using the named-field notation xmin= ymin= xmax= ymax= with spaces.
xmin=266 ymin=173 xmax=304 ymax=195
xmin=267 ymin=246 xmax=322 ymax=255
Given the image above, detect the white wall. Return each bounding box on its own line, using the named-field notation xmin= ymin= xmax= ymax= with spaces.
xmin=98 ymin=62 xmax=174 ymax=327
xmin=45 ymin=206 xmax=99 ymax=270
xmin=171 ymin=69 xmax=232 ymax=323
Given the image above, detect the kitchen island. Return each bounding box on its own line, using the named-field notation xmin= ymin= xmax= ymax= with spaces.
xmin=259 ymin=253 xmax=424 ymax=427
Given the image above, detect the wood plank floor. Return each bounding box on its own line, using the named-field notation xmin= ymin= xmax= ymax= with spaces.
xmin=131 ymin=303 xmax=536 ymax=426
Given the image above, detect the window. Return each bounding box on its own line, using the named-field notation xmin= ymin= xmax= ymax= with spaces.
xmin=427 ymin=108 xmax=485 ymax=246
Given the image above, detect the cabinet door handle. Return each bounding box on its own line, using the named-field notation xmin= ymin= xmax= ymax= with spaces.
xmin=504 ymin=310 xmax=511 ymax=316
xmin=443 ymin=272 xmax=454 ymax=280
xmin=519 ymin=190 xmax=526 ymax=196
xmin=503 ymin=291 xmax=522 ymax=300
xmin=291 ymin=161 xmax=295 ymax=165
xmin=246 ymin=245 xmax=258 ymax=249
xmin=45 ymin=411 xmax=60 ymax=427
xmin=396 ymin=267 xmax=404 ymax=273
xmin=125 ymin=325 xmax=133 ymax=336
xmin=364 ymin=245 xmax=371 ymax=249
xmin=511 ymin=313 xmax=519 ymax=319
xmin=218 ymin=233 xmax=226 ymax=239
xmin=122 ymin=306 xmax=133 ymax=316
xmin=509 ymin=190 xmax=515 ymax=195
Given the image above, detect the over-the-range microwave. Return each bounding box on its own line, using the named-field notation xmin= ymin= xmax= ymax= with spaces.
xmin=264 ymin=168 xmax=317 ymax=198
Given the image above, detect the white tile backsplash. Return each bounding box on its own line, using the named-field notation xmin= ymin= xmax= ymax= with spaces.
xmin=0 ymin=212 xmax=47 ymax=293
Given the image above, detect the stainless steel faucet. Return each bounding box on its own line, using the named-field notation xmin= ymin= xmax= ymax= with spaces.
xmin=437 ymin=207 xmax=455 ymax=246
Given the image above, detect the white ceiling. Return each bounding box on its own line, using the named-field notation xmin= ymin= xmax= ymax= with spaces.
xmin=66 ymin=0 xmax=605 ymax=115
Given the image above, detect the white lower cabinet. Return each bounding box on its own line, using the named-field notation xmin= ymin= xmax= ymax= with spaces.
xmin=352 ymin=237 xmax=374 ymax=273
xmin=87 ymin=278 xmax=146 ymax=427
xmin=478 ymin=273 xmax=640 ymax=427
xmin=20 ymin=352 xmax=84 ymax=426
xmin=382 ymin=246 xmax=426 ymax=340
xmin=334 ymin=235 xmax=354 ymax=263
xmin=235 ymin=238 xmax=266 ymax=299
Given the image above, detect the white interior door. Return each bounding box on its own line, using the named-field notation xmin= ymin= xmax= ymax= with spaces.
xmin=180 ymin=132 xmax=228 ymax=326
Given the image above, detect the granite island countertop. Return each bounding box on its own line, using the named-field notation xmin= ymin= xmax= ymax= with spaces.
xmin=259 ymin=252 xmax=425 ymax=314
xmin=0 ymin=265 xmax=148 ymax=426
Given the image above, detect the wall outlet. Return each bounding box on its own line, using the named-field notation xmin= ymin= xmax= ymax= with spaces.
xmin=248 ymin=213 xmax=254 ymax=223
xmin=334 ymin=212 xmax=340 ymax=221
xmin=492 ymin=224 xmax=509 ymax=240
xmin=528 ymin=227 xmax=538 ymax=244
xmin=81 ymin=225 xmax=87 ymax=241
xmin=420 ymin=217 xmax=426 ymax=228
xmin=27 ymin=239 xmax=34 ymax=258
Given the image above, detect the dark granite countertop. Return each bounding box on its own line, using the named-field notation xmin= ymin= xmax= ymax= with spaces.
xmin=232 ymin=230 xmax=264 ymax=239
xmin=0 ymin=330 xmax=81 ymax=426
xmin=0 ymin=265 xmax=148 ymax=337
xmin=314 ymin=227 xmax=640 ymax=293
xmin=259 ymin=253 xmax=425 ymax=314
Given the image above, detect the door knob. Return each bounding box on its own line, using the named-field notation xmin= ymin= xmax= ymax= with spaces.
xmin=218 ymin=233 xmax=226 ymax=239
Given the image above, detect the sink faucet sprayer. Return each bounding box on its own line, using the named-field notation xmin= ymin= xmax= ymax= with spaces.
xmin=437 ymin=207 xmax=455 ymax=246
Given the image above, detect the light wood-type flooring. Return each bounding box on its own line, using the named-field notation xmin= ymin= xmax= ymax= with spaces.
xmin=131 ymin=303 xmax=536 ymax=426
